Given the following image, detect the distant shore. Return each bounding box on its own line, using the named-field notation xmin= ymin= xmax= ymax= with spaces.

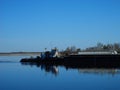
xmin=0 ymin=52 xmax=41 ymax=56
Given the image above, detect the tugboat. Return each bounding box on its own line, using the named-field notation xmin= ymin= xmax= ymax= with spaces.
xmin=20 ymin=50 xmax=120 ymax=68
xmin=20 ymin=48 xmax=61 ymax=62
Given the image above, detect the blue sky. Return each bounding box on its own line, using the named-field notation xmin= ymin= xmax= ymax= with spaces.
xmin=1 ymin=0 xmax=120 ymax=52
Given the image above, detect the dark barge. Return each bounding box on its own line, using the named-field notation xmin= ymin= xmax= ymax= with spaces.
xmin=20 ymin=54 xmax=120 ymax=68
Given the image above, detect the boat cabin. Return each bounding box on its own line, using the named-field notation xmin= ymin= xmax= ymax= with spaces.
xmin=41 ymin=49 xmax=59 ymax=59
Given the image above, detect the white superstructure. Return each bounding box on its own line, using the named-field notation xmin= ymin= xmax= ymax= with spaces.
xmin=78 ymin=51 xmax=118 ymax=55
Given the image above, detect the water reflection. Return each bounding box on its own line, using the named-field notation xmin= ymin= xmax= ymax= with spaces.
xmin=21 ymin=62 xmax=59 ymax=76
xmin=41 ymin=65 xmax=58 ymax=76
xmin=21 ymin=62 xmax=120 ymax=76
xmin=78 ymin=69 xmax=120 ymax=76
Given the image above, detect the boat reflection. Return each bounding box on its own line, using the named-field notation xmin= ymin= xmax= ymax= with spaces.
xmin=41 ymin=65 xmax=58 ymax=76
xmin=21 ymin=62 xmax=120 ymax=76
xmin=21 ymin=62 xmax=59 ymax=76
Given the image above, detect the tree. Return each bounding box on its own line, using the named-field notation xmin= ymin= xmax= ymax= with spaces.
xmin=70 ymin=46 xmax=77 ymax=52
xmin=113 ymin=43 xmax=120 ymax=51
xmin=77 ymin=48 xmax=81 ymax=52
xmin=97 ymin=42 xmax=104 ymax=49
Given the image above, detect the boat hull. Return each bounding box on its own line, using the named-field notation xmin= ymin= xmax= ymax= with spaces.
xmin=20 ymin=54 xmax=120 ymax=68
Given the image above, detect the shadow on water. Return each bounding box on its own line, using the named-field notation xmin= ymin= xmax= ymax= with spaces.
xmin=20 ymin=62 xmax=120 ymax=76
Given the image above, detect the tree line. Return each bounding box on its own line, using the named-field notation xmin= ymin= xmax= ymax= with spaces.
xmin=60 ymin=42 xmax=120 ymax=56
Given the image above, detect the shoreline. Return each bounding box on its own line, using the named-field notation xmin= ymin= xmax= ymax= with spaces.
xmin=0 ymin=52 xmax=41 ymax=56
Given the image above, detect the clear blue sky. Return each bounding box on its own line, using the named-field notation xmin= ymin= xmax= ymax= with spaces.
xmin=1 ymin=0 xmax=120 ymax=52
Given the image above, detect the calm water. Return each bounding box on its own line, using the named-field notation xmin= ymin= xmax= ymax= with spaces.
xmin=0 ymin=56 xmax=120 ymax=90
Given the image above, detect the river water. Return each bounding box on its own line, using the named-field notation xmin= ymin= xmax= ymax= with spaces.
xmin=0 ymin=55 xmax=120 ymax=90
